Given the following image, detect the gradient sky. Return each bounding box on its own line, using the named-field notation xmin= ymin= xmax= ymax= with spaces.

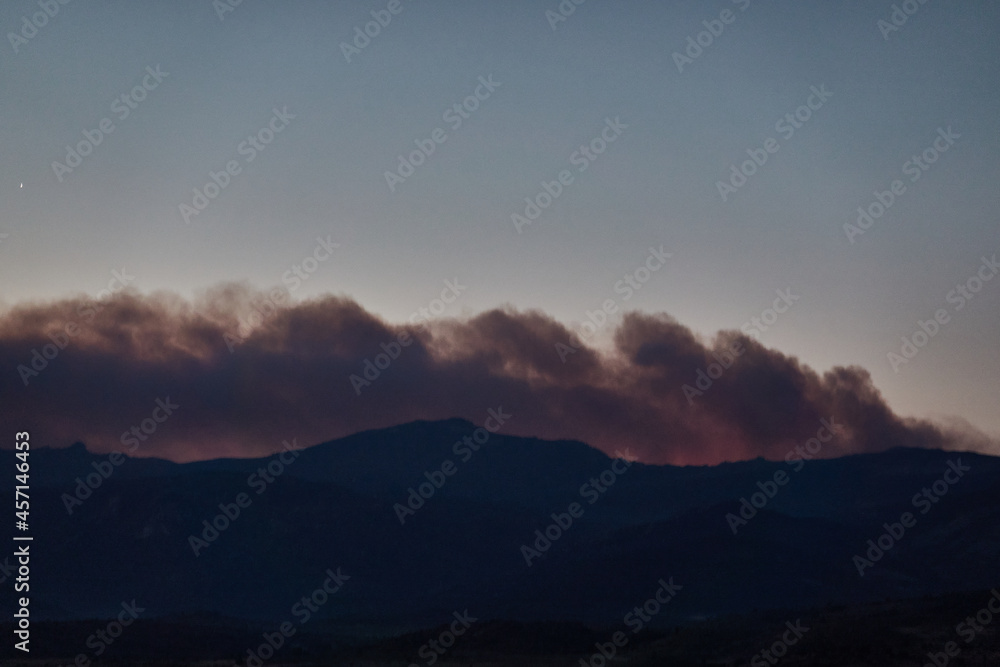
xmin=2 ymin=0 xmax=999 ymax=439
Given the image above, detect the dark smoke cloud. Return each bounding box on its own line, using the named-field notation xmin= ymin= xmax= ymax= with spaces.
xmin=0 ymin=283 xmax=992 ymax=464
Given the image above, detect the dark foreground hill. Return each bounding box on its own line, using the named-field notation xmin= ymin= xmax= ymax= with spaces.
xmin=3 ymin=590 xmax=1000 ymax=665
xmin=2 ymin=419 xmax=998 ymax=661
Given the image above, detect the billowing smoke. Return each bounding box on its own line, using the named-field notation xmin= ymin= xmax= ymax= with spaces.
xmin=0 ymin=283 xmax=991 ymax=464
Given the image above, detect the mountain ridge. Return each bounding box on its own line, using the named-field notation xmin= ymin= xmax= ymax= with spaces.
xmin=9 ymin=420 xmax=999 ymax=630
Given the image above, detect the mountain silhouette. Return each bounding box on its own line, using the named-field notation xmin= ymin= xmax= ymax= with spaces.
xmin=9 ymin=419 xmax=999 ymax=633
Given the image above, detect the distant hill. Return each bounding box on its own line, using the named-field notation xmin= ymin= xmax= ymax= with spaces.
xmin=6 ymin=420 xmax=999 ymax=634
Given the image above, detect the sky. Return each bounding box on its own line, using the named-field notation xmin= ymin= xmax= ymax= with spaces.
xmin=1 ymin=0 xmax=998 ymax=460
